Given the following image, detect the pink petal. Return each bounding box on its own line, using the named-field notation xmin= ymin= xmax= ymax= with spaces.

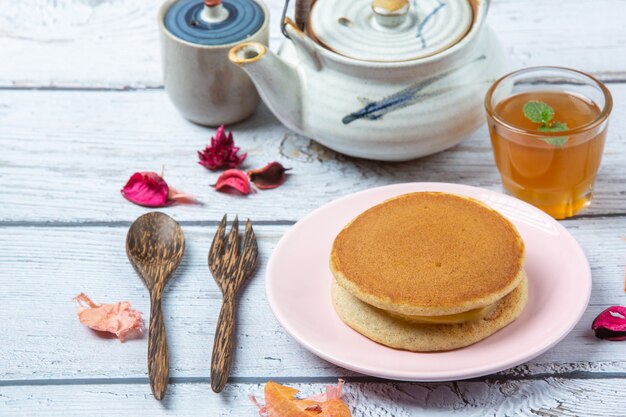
xmin=304 ymin=379 xmax=346 ymax=402
xmin=74 ymin=293 xmax=144 ymax=342
xmin=212 ymin=169 xmax=251 ymax=195
xmin=168 ymin=187 xmax=201 ymax=205
xmin=121 ymin=172 xmax=170 ymax=207
xmin=248 ymin=395 xmax=267 ymax=416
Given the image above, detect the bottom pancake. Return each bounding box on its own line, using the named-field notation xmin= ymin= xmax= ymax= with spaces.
xmin=331 ymin=273 xmax=528 ymax=352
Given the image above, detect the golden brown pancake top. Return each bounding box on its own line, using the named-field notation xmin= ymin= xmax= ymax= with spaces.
xmin=330 ymin=192 xmax=525 ymax=315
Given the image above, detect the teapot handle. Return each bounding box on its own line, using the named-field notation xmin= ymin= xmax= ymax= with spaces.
xmin=281 ymin=0 xmax=312 ymax=37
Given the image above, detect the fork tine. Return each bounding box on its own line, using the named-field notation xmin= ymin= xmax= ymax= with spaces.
xmin=209 ymin=214 xmax=227 ymax=267
xmin=242 ymin=219 xmax=257 ymax=257
xmin=235 ymin=219 xmax=258 ymax=286
xmin=245 ymin=219 xmax=258 ymax=266
xmin=222 ymin=215 xmax=240 ymax=275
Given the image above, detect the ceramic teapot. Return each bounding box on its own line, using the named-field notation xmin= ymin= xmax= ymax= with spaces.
xmin=229 ymin=0 xmax=507 ymax=161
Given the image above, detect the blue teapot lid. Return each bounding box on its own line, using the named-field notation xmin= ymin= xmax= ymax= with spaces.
xmin=165 ymin=0 xmax=265 ymax=46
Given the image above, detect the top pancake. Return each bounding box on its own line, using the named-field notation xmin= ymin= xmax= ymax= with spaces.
xmin=330 ymin=192 xmax=525 ymax=316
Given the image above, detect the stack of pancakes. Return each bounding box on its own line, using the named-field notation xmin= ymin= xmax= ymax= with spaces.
xmin=330 ymin=192 xmax=528 ymax=352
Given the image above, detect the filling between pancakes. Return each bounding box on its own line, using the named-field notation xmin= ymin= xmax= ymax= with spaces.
xmin=385 ymin=301 xmax=500 ymax=324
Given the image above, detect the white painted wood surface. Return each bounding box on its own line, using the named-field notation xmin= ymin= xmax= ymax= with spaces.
xmin=1 ymin=0 xmax=625 ymax=415
xmin=0 ymin=379 xmax=623 ymax=417
xmin=2 ymin=0 xmax=626 ymax=87
xmin=1 ymin=222 xmax=625 ymax=382
xmin=0 ymin=89 xmax=624 ymax=223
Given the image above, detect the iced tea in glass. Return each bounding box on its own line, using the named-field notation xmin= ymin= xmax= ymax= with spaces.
xmin=485 ymin=67 xmax=612 ymax=219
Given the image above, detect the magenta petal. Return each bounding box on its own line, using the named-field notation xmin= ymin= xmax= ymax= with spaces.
xmin=592 ymin=306 xmax=626 ymax=341
xmin=121 ymin=172 xmax=198 ymax=207
xmin=211 ymin=169 xmax=251 ymax=195
xmin=121 ymin=172 xmax=170 ymax=207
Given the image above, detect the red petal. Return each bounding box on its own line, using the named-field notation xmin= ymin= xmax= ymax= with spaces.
xmin=121 ymin=172 xmax=198 ymax=207
xmin=212 ymin=169 xmax=251 ymax=195
xmin=248 ymin=162 xmax=291 ymax=190
xmin=121 ymin=172 xmax=170 ymax=207
xmin=198 ymin=125 xmax=247 ymax=170
xmin=592 ymin=306 xmax=626 ymax=341
xmin=304 ymin=405 xmax=322 ymax=412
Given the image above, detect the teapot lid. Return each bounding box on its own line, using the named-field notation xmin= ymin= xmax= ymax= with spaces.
xmin=308 ymin=0 xmax=473 ymax=62
xmin=165 ymin=0 xmax=265 ymax=46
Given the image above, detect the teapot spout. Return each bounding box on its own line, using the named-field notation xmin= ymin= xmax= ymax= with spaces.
xmin=229 ymin=43 xmax=303 ymax=131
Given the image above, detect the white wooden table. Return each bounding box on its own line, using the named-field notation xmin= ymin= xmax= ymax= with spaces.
xmin=1 ymin=0 xmax=625 ymax=415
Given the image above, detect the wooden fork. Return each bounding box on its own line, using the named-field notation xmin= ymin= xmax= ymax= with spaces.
xmin=208 ymin=214 xmax=259 ymax=393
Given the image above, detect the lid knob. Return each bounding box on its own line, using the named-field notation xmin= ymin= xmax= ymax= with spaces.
xmin=201 ymin=0 xmax=229 ymax=24
xmin=371 ymin=0 xmax=410 ymax=28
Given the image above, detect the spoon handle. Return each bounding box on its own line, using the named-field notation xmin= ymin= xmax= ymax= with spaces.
xmin=210 ymin=296 xmax=235 ymax=393
xmin=148 ymin=293 xmax=169 ymax=400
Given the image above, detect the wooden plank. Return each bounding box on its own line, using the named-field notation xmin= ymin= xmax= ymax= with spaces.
xmin=488 ymin=0 xmax=626 ymax=81
xmin=2 ymin=0 xmax=626 ymax=87
xmin=0 ymin=88 xmax=624 ymax=223
xmin=0 ymin=0 xmax=285 ymax=89
xmin=1 ymin=378 xmax=625 ymax=416
xmin=1 ymin=220 xmax=625 ymax=382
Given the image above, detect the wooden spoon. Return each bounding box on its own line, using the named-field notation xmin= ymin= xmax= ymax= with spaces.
xmin=126 ymin=212 xmax=185 ymax=400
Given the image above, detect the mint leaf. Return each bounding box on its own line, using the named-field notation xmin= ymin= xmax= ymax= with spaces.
xmin=522 ymin=101 xmax=568 ymax=147
xmin=538 ymin=136 xmax=568 ymax=147
xmin=538 ymin=121 xmax=568 ymax=147
xmin=538 ymin=121 xmax=568 ymax=132
xmin=523 ymin=101 xmax=554 ymax=124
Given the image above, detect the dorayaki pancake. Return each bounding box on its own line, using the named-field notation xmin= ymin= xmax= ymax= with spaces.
xmin=330 ymin=192 xmax=525 ymax=316
xmin=332 ymin=273 xmax=528 ymax=352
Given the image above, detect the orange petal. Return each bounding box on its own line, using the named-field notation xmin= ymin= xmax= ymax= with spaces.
xmin=264 ymin=382 xmax=320 ymax=417
xmin=259 ymin=381 xmax=352 ymax=417
xmin=74 ymin=292 xmax=99 ymax=309
xmin=318 ymin=399 xmax=352 ymax=417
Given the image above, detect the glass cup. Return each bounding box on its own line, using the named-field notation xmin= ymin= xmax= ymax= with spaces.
xmin=485 ymin=67 xmax=612 ymax=219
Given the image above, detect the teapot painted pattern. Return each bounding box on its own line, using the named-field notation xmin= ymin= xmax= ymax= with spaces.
xmin=229 ymin=0 xmax=507 ymax=161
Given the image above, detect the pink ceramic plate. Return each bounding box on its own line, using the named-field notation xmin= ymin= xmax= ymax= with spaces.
xmin=266 ymin=183 xmax=591 ymax=381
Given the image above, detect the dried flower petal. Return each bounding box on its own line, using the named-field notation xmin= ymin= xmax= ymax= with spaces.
xmin=198 ymin=125 xmax=247 ymax=170
xmin=121 ymin=172 xmax=168 ymax=207
xmin=248 ymin=162 xmax=291 ymax=190
xmin=74 ymin=293 xmax=144 ymax=342
xmin=303 ymin=379 xmax=346 ymax=402
xmin=592 ymin=306 xmax=626 ymax=341
xmin=212 ymin=169 xmax=251 ymax=195
xmin=121 ymin=171 xmax=198 ymax=207
xmin=168 ymin=187 xmax=199 ymax=205
xmin=250 ymin=380 xmax=351 ymax=417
